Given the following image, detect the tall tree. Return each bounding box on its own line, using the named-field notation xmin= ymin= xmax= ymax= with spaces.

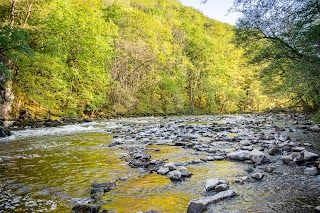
xmin=232 ymin=0 xmax=320 ymax=112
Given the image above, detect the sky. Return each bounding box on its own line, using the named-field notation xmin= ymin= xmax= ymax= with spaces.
xmin=179 ymin=0 xmax=241 ymax=25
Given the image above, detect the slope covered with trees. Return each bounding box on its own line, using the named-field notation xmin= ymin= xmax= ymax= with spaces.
xmin=0 ymin=0 xmax=274 ymax=121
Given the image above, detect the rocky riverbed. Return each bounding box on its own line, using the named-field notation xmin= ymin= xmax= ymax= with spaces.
xmin=0 ymin=113 xmax=320 ymax=212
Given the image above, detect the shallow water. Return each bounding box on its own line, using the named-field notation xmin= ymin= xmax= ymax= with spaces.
xmin=0 ymin=114 xmax=319 ymax=212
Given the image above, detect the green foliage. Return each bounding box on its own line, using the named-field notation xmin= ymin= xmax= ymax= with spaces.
xmin=2 ymin=0 xmax=276 ymax=119
xmin=233 ymin=0 xmax=320 ymax=112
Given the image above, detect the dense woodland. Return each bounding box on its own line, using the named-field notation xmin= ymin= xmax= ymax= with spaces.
xmin=0 ymin=0 xmax=319 ymax=121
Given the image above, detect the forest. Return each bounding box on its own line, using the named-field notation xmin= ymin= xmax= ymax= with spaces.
xmin=0 ymin=0 xmax=319 ymax=122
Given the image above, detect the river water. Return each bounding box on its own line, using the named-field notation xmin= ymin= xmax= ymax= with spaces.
xmin=0 ymin=114 xmax=319 ymax=212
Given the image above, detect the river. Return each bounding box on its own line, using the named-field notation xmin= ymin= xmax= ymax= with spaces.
xmin=0 ymin=114 xmax=319 ymax=212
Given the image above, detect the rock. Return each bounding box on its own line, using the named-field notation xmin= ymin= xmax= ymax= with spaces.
xmin=212 ymin=156 xmax=225 ymax=160
xmin=167 ymin=170 xmax=181 ymax=181
xmin=268 ymin=147 xmax=281 ymax=156
xmin=91 ymin=181 xmax=117 ymax=196
xmin=205 ymin=179 xmax=220 ymax=192
xmin=249 ymin=149 xmax=265 ymax=164
xmin=36 ymin=188 xmax=53 ymax=196
xmin=251 ymin=173 xmax=264 ymax=181
xmin=315 ymin=206 xmax=320 ymax=212
xmin=164 ymin=163 xmax=176 ymax=171
xmin=187 ymin=190 xmax=235 ymax=213
xmin=72 ymin=204 xmax=100 ymax=213
xmin=264 ymin=165 xmax=274 ymax=173
xmin=206 ymin=156 xmax=215 ymax=161
xmin=0 ymin=126 xmax=11 ymax=138
xmin=157 ymin=166 xmax=169 ymax=175
xmin=292 ymin=147 xmax=305 ymax=152
xmin=302 ymin=151 xmax=319 ymax=162
xmin=226 ymin=150 xmax=251 ymax=161
xmin=304 ymin=167 xmax=318 ymax=176
xmin=178 ymin=166 xmax=193 ymax=177
xmin=0 ymin=157 xmax=3 ymax=163
xmin=239 ymin=140 xmax=251 ymax=146
xmin=16 ymin=187 xmax=31 ymax=195
xmin=244 ymin=167 xmax=254 ymax=173
xmin=241 ymin=146 xmax=253 ymax=151
xmin=214 ymin=184 xmax=229 ymax=192
xmin=234 ymin=176 xmax=249 ymax=184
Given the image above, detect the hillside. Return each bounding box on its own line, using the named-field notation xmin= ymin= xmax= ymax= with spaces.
xmin=0 ymin=0 xmax=275 ymax=122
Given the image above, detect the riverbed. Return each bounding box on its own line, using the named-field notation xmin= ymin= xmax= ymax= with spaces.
xmin=0 ymin=114 xmax=319 ymax=212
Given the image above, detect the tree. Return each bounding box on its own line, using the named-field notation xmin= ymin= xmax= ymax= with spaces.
xmin=232 ymin=0 xmax=320 ymax=112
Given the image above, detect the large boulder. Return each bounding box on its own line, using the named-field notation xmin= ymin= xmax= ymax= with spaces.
xmin=187 ymin=190 xmax=236 ymax=213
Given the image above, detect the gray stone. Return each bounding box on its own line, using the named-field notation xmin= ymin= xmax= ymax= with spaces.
xmin=205 ymin=179 xmax=220 ymax=191
xmin=226 ymin=150 xmax=251 ymax=161
xmin=249 ymin=149 xmax=265 ymax=164
xmin=167 ymin=170 xmax=181 ymax=181
xmin=302 ymin=151 xmax=319 ymax=162
xmin=213 ymin=156 xmax=225 ymax=160
xmin=187 ymin=190 xmax=235 ymax=213
xmin=164 ymin=163 xmax=176 ymax=171
xmin=268 ymin=147 xmax=281 ymax=156
xmin=304 ymin=167 xmax=318 ymax=176
xmin=16 ymin=187 xmax=31 ymax=195
xmin=251 ymin=173 xmax=264 ymax=181
xmin=215 ymin=184 xmax=229 ymax=192
xmin=282 ymin=154 xmax=293 ymax=164
xmin=178 ymin=166 xmax=192 ymax=177
xmin=292 ymin=147 xmax=305 ymax=152
xmin=315 ymin=206 xmax=320 ymax=212
xmin=0 ymin=157 xmax=3 ymax=163
xmin=206 ymin=156 xmax=215 ymax=161
xmin=157 ymin=167 xmax=169 ymax=175
xmin=264 ymin=165 xmax=274 ymax=173
xmin=241 ymin=146 xmax=253 ymax=151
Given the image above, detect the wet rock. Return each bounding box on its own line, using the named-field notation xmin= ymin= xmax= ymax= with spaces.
xmin=157 ymin=166 xmax=169 ymax=175
xmin=302 ymin=151 xmax=319 ymax=162
xmin=187 ymin=190 xmax=235 ymax=213
xmin=178 ymin=166 xmax=193 ymax=177
xmin=226 ymin=150 xmax=250 ymax=161
xmin=36 ymin=188 xmax=53 ymax=196
xmin=16 ymin=187 xmax=31 ymax=195
xmin=164 ymin=163 xmax=176 ymax=171
xmin=304 ymin=167 xmax=318 ymax=176
xmin=251 ymin=173 xmax=264 ymax=181
xmin=268 ymin=147 xmax=281 ymax=156
xmin=6 ymin=183 xmax=23 ymax=189
xmin=72 ymin=204 xmax=100 ymax=213
xmin=214 ymin=184 xmax=229 ymax=192
xmin=167 ymin=170 xmax=182 ymax=181
xmin=205 ymin=179 xmax=220 ymax=192
xmin=91 ymin=181 xmax=117 ymax=197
